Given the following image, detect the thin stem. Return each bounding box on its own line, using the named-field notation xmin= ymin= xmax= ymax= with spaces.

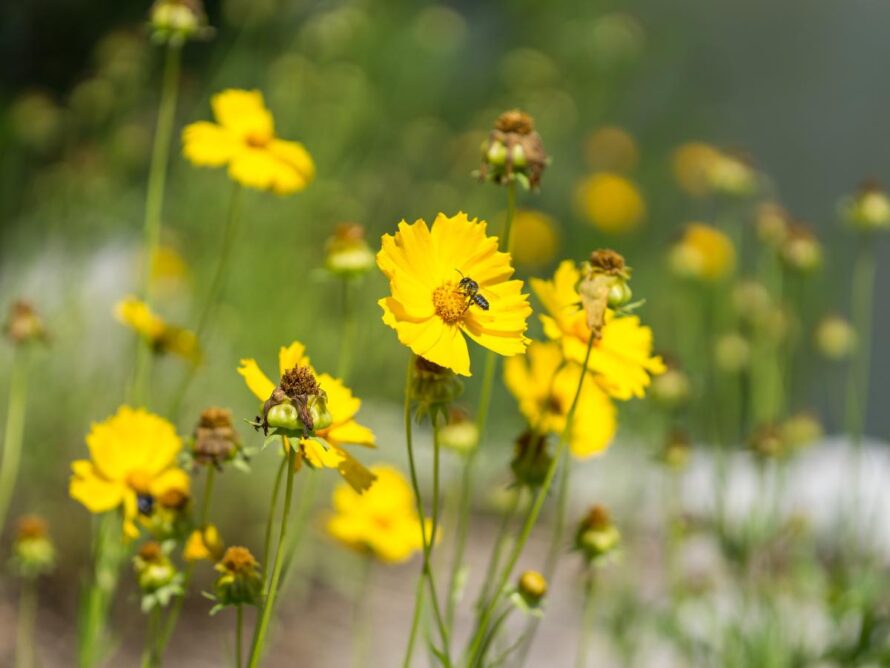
xmin=574 ymin=573 xmax=597 ymax=668
xmin=78 ymin=514 xmax=123 ymax=668
xmin=544 ymin=449 xmax=571 ymax=578
xmin=278 ymin=466 xmax=320 ymax=593
xmin=16 ymin=579 xmax=37 ymax=668
xmin=247 ymin=447 xmax=297 ymax=668
xmin=402 ymin=575 xmax=425 ymax=668
xmin=502 ymin=182 xmax=517 ymax=252
xmin=467 ymin=331 xmax=596 ymax=665
xmin=235 ymin=606 xmax=244 ymax=668
xmin=473 ymin=605 xmax=513 ymax=668
xmin=351 ymin=556 xmax=374 ymax=668
xmin=140 ymin=607 xmax=161 ymax=668
xmin=0 ymin=348 xmax=28 ymax=535
xmin=474 ymin=489 xmax=521 ymax=611
xmin=400 ymin=355 xmax=451 ymax=663
xmin=337 ymin=277 xmax=357 ymax=381
xmin=262 ymin=454 xmax=288 ymax=586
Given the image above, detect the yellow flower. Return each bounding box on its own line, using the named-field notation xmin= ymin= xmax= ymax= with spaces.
xmin=504 ymin=342 xmax=616 ymax=458
xmin=69 ymin=407 xmax=190 ymax=540
xmin=115 ymin=296 xmax=201 ymax=364
xmin=184 ymin=523 xmax=224 ymax=562
xmin=182 ymin=89 xmax=315 ymax=195
xmin=237 ymin=341 xmax=376 ymax=492
xmin=376 ymin=212 xmax=532 ymax=376
xmin=326 ymin=465 xmax=430 ymax=563
xmin=669 ymin=223 xmax=736 ymax=282
xmin=530 ymin=260 xmax=664 ymax=399
xmin=672 ymin=142 xmax=720 ymax=197
xmin=575 ymin=173 xmax=645 ymax=234
xmin=510 ymin=210 xmax=560 ymax=268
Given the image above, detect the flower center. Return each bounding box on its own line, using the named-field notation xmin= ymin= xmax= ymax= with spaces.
xmin=433 ymin=283 xmax=468 ymax=325
xmin=245 ymin=132 xmax=271 ymax=148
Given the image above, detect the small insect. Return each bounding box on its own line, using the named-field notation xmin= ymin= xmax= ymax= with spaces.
xmin=456 ymin=270 xmax=490 ymax=311
xmin=137 ymin=493 xmax=155 ymax=516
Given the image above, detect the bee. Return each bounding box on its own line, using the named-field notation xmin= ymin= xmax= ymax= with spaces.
xmin=137 ymin=493 xmax=155 ymax=516
xmin=456 ymin=270 xmax=490 ymax=311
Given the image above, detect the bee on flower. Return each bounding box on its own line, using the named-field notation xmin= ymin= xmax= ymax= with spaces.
xmin=238 ymin=341 xmax=376 ymax=492
xmin=376 ymin=212 xmax=532 ymax=376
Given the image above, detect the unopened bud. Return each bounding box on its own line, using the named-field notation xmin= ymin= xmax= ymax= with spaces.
xmin=517 ymin=570 xmax=547 ymax=607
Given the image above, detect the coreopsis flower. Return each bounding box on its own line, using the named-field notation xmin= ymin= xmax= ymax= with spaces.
xmin=510 ymin=210 xmax=560 ymax=268
xmin=184 ymin=523 xmax=225 ymax=562
xmin=326 ymin=465 xmax=431 ymax=563
xmin=69 ymin=406 xmax=190 ymax=539
xmin=478 ymin=110 xmax=548 ymax=189
xmin=212 ymin=546 xmax=262 ymax=609
xmin=504 ymin=342 xmax=616 ymax=458
xmin=376 ymin=212 xmax=532 ymax=376
xmin=574 ymin=505 xmax=621 ymax=564
xmin=238 ymin=341 xmax=376 ymax=492
xmin=584 ymin=126 xmax=638 ymax=173
xmin=324 ymin=223 xmax=375 ymax=276
xmin=672 ymin=142 xmax=720 ymax=197
xmin=182 ymin=89 xmax=315 ymax=195
xmin=10 ymin=515 xmax=56 ymax=578
xmin=115 ymin=296 xmax=201 ymax=364
xmin=575 ymin=172 xmax=645 ymax=234
xmin=668 ymin=223 xmax=736 ymax=282
xmin=4 ymin=300 xmax=47 ymax=345
xmin=841 ymin=181 xmax=890 ymax=231
xmin=530 ymin=260 xmax=664 ymax=399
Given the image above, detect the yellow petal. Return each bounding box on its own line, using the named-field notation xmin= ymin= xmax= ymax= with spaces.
xmin=267 ymin=139 xmax=315 ymax=187
xmin=278 ymin=341 xmax=310 ymax=378
xmin=301 ymin=438 xmax=345 ymax=469
xmin=227 ymin=146 xmax=308 ymax=195
xmin=211 ymin=89 xmax=274 ymax=141
xmin=182 ymin=121 xmax=242 ymax=167
xmin=149 ymin=467 xmax=190 ymax=498
xmin=69 ymin=462 xmax=124 ymax=513
xmin=334 ymin=449 xmax=377 ymax=494
xmin=238 ymin=359 xmax=275 ymax=401
xmin=326 ymin=420 xmax=376 ymax=448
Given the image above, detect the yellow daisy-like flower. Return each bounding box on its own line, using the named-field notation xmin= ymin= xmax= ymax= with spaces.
xmin=184 ymin=523 xmax=225 ymax=562
xmin=237 ymin=341 xmax=376 ymax=492
xmin=575 ymin=172 xmax=646 ymax=234
xmin=69 ymin=406 xmax=190 ymax=540
xmin=530 ymin=260 xmax=665 ymax=399
xmin=669 ymin=223 xmax=736 ymax=282
xmin=182 ymin=89 xmax=315 ymax=195
xmin=326 ymin=465 xmax=430 ymax=563
xmin=376 ymin=212 xmax=532 ymax=376
xmin=115 ymin=296 xmax=201 ymax=364
xmin=505 ymin=342 xmax=616 ymax=458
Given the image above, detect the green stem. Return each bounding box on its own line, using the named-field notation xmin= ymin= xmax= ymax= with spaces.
xmin=78 ymin=514 xmax=124 ymax=668
xmin=337 ymin=277 xmax=357 ymax=381
xmin=351 ymin=556 xmax=374 ymax=668
xmin=16 ymin=579 xmax=37 ymax=668
xmin=543 ymin=450 xmax=571 ymax=578
xmin=401 ymin=356 xmax=450 ymax=663
xmin=132 ymin=42 xmax=182 ymax=406
xmin=402 ymin=575 xmax=425 ymax=668
xmin=574 ymin=573 xmax=597 ymax=668
xmin=278 ymin=466 xmax=320 ymax=594
xmin=473 ymin=489 xmax=520 ymax=611
xmin=473 ymin=605 xmax=513 ymax=668
xmin=467 ymin=331 xmax=596 ymax=665
xmin=140 ymin=607 xmax=161 ymax=668
xmin=262 ymin=454 xmax=288 ymax=586
xmin=247 ymin=447 xmax=297 ymax=668
xmin=502 ymin=182 xmax=517 ymax=252
xmin=0 ymin=347 xmax=28 ymax=535
xmin=235 ymin=606 xmax=244 ymax=668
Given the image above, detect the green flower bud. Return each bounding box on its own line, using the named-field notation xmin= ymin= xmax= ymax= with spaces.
xmin=517 ymin=570 xmax=547 ymax=607
xmin=134 ymin=542 xmax=177 ymax=592
xmin=511 ymin=431 xmax=552 ymax=488
xmin=485 ymin=140 xmax=508 ymax=167
xmin=213 ymin=546 xmax=262 ymax=608
xmin=607 ymin=279 xmax=632 ymax=308
xmin=815 ymin=315 xmax=856 ymax=361
xmin=324 ymin=223 xmax=375 ymax=276
xmin=574 ymin=505 xmax=621 ymax=563
xmin=307 ymin=394 xmax=333 ymax=432
xmin=266 ymin=403 xmax=302 ymax=432
xmin=511 ymin=143 xmax=527 ymax=168
xmin=10 ymin=516 xmax=55 ymax=579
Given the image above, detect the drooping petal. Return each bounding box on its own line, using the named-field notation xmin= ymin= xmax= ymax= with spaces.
xmin=182 ymin=121 xmax=242 ymax=167
xmin=238 ymin=359 xmax=276 ymax=401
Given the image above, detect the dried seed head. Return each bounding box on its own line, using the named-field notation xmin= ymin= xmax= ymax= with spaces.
xmin=138 ymin=541 xmax=164 ymax=564
xmin=588 ymin=249 xmax=628 ymax=277
xmin=219 ymin=546 xmax=259 ymax=576
xmin=479 ymin=109 xmax=548 ymax=190
xmin=280 ymin=365 xmax=320 ymax=400
xmin=11 ymin=514 xmax=55 ymax=579
xmin=16 ymin=515 xmax=48 ymax=541
xmin=511 ymin=430 xmax=553 ymax=488
xmin=4 ymin=300 xmax=47 ymax=345
xmin=495 ymin=110 xmax=535 ymax=135
xmin=193 ymin=407 xmax=240 ymax=466
xmin=575 ymin=504 xmax=621 ymax=563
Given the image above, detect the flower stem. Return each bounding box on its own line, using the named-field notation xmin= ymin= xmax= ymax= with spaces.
xmin=473 ymin=488 xmax=520 ymax=611
xmin=467 ymin=331 xmax=596 ymax=665
xmin=337 ymin=277 xmax=358 ymax=381
xmin=16 ymin=578 xmax=37 ymax=668
xmin=140 ymin=607 xmax=161 ymax=668
xmin=0 ymin=347 xmax=29 ymax=536
xmin=402 ymin=575 xmax=425 ymax=668
xmin=247 ymin=447 xmax=297 ymax=668
xmin=131 ymin=42 xmax=182 ymax=407
xmin=574 ymin=572 xmax=597 ymax=668
xmin=401 ymin=355 xmax=451 ymax=664
xmin=351 ymin=556 xmax=374 ymax=668
xmin=78 ymin=514 xmax=124 ymax=668
xmin=235 ymin=605 xmax=244 ymax=668
xmin=262 ymin=454 xmax=287 ymax=587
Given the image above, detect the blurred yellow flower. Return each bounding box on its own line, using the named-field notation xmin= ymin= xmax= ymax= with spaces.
xmin=150 ymin=244 xmax=190 ymax=293
xmin=672 ymin=142 xmax=720 ymax=197
xmin=504 ymin=342 xmax=616 ymax=458
xmin=530 ymin=260 xmax=664 ymax=399
xmin=326 ymin=465 xmax=430 ymax=563
xmin=115 ymin=296 xmax=201 ymax=364
xmin=669 ymin=223 xmax=736 ymax=282
xmin=182 ymin=89 xmax=315 ymax=195
xmin=69 ymin=407 xmax=190 ymax=540
xmin=510 ymin=209 xmax=559 ymax=268
xmin=376 ymin=212 xmax=532 ymax=376
xmin=184 ymin=523 xmax=224 ymax=562
xmin=238 ymin=341 xmax=376 ymax=492
xmin=584 ymin=126 xmax=638 ymax=173
xmin=575 ymin=173 xmax=645 ymax=234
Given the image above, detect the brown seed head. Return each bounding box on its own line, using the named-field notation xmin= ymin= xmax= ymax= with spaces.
xmin=194 ymin=407 xmax=240 ymax=465
xmin=5 ymin=300 xmax=46 ymax=345
xmin=16 ymin=515 xmax=48 ymax=541
xmin=138 ymin=541 xmax=164 ymax=563
xmin=589 ymin=249 xmax=628 ymax=277
xmin=495 ymin=110 xmax=535 ymax=135
xmin=586 ymin=505 xmax=611 ymax=531
xmin=220 ymin=546 xmax=259 ymax=575
xmin=280 ymin=365 xmax=320 ymax=399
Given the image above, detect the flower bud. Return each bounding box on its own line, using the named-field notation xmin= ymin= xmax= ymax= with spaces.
xmin=4 ymin=300 xmax=47 ymax=346
xmin=714 ymin=332 xmax=750 ymax=373
xmin=814 ymin=315 xmax=856 ymax=361
xmin=266 ymin=402 xmax=302 ymax=432
xmin=324 ymin=223 xmax=375 ymax=276
xmin=437 ymin=408 xmax=479 ymax=455
xmin=213 ymin=546 xmax=262 ymax=608
xmin=149 ymin=0 xmax=212 ymax=45
xmin=10 ymin=515 xmax=55 ymax=579
xmin=517 ymin=570 xmax=547 ymax=607
xmin=841 ymin=181 xmax=890 ymax=232
xmin=706 ymin=151 xmax=757 ymax=197
xmin=411 ymin=356 xmax=464 ymax=423
xmin=749 ymin=424 xmax=786 ymax=460
xmin=780 ymin=224 xmax=822 ymax=273
xmin=755 ymin=203 xmax=790 ymax=248
xmin=134 ymin=541 xmax=177 ymax=593
xmin=511 ymin=431 xmax=553 ymax=488
xmin=780 ymin=412 xmax=823 ymax=452
xmin=478 ymin=110 xmax=548 ymax=190
xmin=575 ymin=505 xmax=621 ymax=563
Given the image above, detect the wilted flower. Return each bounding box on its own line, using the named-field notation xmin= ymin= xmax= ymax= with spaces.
xmin=10 ymin=515 xmax=55 ymax=578
xmin=669 ymin=224 xmax=735 ymax=282
xmin=510 ymin=210 xmax=560 ymax=268
xmin=504 ymin=342 xmax=616 ymax=458
xmin=149 ymin=0 xmax=212 ymax=45
xmin=212 ymin=546 xmax=262 ymax=609
xmin=815 ymin=315 xmax=856 ymax=360
xmin=192 ymin=407 xmax=240 ymax=468
xmin=115 ymin=296 xmax=201 ymax=364
xmin=69 ymin=406 xmax=190 ymax=539
xmin=575 ymin=505 xmax=621 ymax=563
xmin=239 ymin=341 xmax=376 ymax=492
xmin=324 ymin=223 xmax=375 ymax=276
xmin=327 ymin=465 xmax=431 ymax=563
xmin=4 ymin=300 xmax=47 ymax=345
xmin=841 ymin=181 xmax=890 ymax=232
xmin=575 ymin=172 xmax=645 ymax=234
xmin=183 ymin=89 xmax=315 ymax=195
xmin=478 ymin=110 xmax=548 ymax=189
xmin=376 ymin=212 xmax=532 ymax=376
